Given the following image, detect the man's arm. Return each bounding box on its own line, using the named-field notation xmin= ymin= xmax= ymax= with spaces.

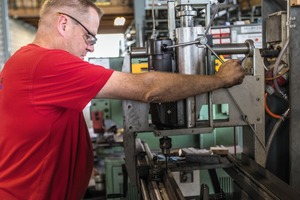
xmin=96 ymin=59 xmax=244 ymax=103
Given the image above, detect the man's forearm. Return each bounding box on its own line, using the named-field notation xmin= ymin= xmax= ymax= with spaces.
xmin=140 ymin=71 xmax=224 ymax=103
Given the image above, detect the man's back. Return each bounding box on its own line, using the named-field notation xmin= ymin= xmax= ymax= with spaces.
xmin=0 ymin=44 xmax=113 ymax=200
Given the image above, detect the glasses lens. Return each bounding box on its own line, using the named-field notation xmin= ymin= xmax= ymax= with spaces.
xmin=83 ymin=34 xmax=97 ymax=46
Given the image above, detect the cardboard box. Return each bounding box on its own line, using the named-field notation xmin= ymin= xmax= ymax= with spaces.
xmin=251 ymin=0 xmax=261 ymax=6
xmin=291 ymin=0 xmax=300 ymax=5
xmin=240 ymin=0 xmax=261 ymax=10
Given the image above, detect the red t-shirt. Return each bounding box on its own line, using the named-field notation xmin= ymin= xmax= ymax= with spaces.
xmin=0 ymin=44 xmax=114 ymax=200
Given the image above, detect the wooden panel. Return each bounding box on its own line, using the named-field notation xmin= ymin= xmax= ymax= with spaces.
xmin=9 ymin=5 xmax=134 ymax=34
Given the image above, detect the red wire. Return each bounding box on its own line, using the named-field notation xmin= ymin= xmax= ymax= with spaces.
xmin=264 ymin=93 xmax=281 ymax=119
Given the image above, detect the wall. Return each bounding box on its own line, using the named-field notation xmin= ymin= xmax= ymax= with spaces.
xmin=0 ymin=18 xmax=36 ymax=69
xmin=9 ymin=19 xmax=36 ymax=55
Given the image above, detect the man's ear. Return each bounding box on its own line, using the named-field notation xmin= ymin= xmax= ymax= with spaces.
xmin=57 ymin=15 xmax=68 ymax=36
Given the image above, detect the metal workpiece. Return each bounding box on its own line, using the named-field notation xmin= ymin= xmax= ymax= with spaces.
xmin=140 ymin=179 xmax=150 ymax=200
xmin=143 ymin=141 xmax=154 ymax=161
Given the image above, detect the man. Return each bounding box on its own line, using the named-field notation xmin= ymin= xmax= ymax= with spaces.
xmin=0 ymin=0 xmax=244 ymax=199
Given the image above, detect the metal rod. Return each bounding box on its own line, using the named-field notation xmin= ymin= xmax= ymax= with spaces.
xmin=205 ymin=3 xmax=221 ymax=35
xmin=130 ymin=47 xmax=147 ymax=57
xmin=165 ymin=41 xmax=251 ymax=56
xmin=212 ymin=43 xmax=250 ymax=55
xmin=164 ymin=40 xmax=200 ymax=49
xmin=140 ymin=179 xmax=151 ymax=200
xmin=143 ymin=142 xmax=154 ymax=161
xmin=151 ymin=181 xmax=163 ymax=200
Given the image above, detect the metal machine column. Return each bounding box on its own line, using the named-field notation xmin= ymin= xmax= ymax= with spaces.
xmin=133 ymin=0 xmax=145 ymax=47
xmin=289 ymin=5 xmax=300 ymax=190
xmin=0 ymin=0 xmax=10 ymax=69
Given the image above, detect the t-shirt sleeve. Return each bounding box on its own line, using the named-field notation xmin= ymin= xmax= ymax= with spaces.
xmin=32 ymin=51 xmax=114 ymax=112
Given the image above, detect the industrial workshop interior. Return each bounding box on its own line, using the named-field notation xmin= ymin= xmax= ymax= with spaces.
xmin=1 ymin=0 xmax=300 ymax=199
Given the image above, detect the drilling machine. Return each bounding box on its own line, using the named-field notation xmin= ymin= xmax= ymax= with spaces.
xmin=121 ymin=0 xmax=300 ymax=199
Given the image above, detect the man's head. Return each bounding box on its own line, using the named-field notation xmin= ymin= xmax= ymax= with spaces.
xmin=35 ymin=0 xmax=103 ymax=59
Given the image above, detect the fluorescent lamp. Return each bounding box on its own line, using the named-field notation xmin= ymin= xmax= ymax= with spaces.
xmin=114 ymin=17 xmax=126 ymax=26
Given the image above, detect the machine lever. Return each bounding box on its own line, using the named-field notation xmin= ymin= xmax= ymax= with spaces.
xmin=162 ymin=40 xmax=201 ymax=50
xmin=204 ymin=2 xmax=221 ymax=35
xmin=205 ymin=43 xmax=224 ymax=64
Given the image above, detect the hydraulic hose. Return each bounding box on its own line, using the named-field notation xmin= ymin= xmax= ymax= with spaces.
xmin=265 ymin=108 xmax=290 ymax=167
xmin=272 ymin=39 xmax=289 ymax=100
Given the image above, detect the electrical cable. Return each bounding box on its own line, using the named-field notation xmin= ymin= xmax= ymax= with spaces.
xmin=204 ymin=2 xmax=221 ymax=35
xmin=264 ymin=93 xmax=281 ymax=119
xmin=265 ymin=108 xmax=290 ymax=167
xmin=272 ymin=39 xmax=289 ymax=100
xmin=265 ymin=65 xmax=289 ymax=81
xmin=151 ymin=0 xmax=157 ymax=39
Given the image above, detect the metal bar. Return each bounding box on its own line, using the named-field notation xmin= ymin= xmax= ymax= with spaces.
xmin=212 ymin=43 xmax=250 ymax=55
xmin=143 ymin=142 xmax=154 ymax=161
xmin=225 ymin=155 xmax=300 ymax=200
xmin=154 ymin=127 xmax=214 ymax=137
xmin=204 ymin=3 xmax=221 ymax=35
xmin=140 ymin=179 xmax=151 ymax=200
xmin=167 ymin=0 xmax=176 ymax=41
xmin=130 ymin=47 xmax=147 ymax=57
xmin=208 ymin=169 xmax=222 ymax=194
xmin=158 ymin=182 xmax=171 ymax=200
xmin=151 ymin=181 xmax=163 ymax=200
xmin=134 ymin=0 xmax=145 ymax=47
xmin=163 ymin=170 xmax=186 ymax=200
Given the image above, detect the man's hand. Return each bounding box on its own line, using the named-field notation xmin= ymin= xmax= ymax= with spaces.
xmin=215 ymin=59 xmax=245 ymax=88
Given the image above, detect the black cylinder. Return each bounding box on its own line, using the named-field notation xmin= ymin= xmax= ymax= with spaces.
xmin=146 ymin=39 xmax=173 ymax=72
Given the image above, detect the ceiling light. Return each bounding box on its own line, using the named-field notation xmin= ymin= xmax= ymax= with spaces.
xmin=114 ymin=17 xmax=126 ymax=26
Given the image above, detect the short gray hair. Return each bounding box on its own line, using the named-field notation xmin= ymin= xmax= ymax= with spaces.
xmin=40 ymin=0 xmax=103 ymax=19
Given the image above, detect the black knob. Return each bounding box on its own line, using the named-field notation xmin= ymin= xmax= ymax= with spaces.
xmin=218 ymin=0 xmax=225 ymax=3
